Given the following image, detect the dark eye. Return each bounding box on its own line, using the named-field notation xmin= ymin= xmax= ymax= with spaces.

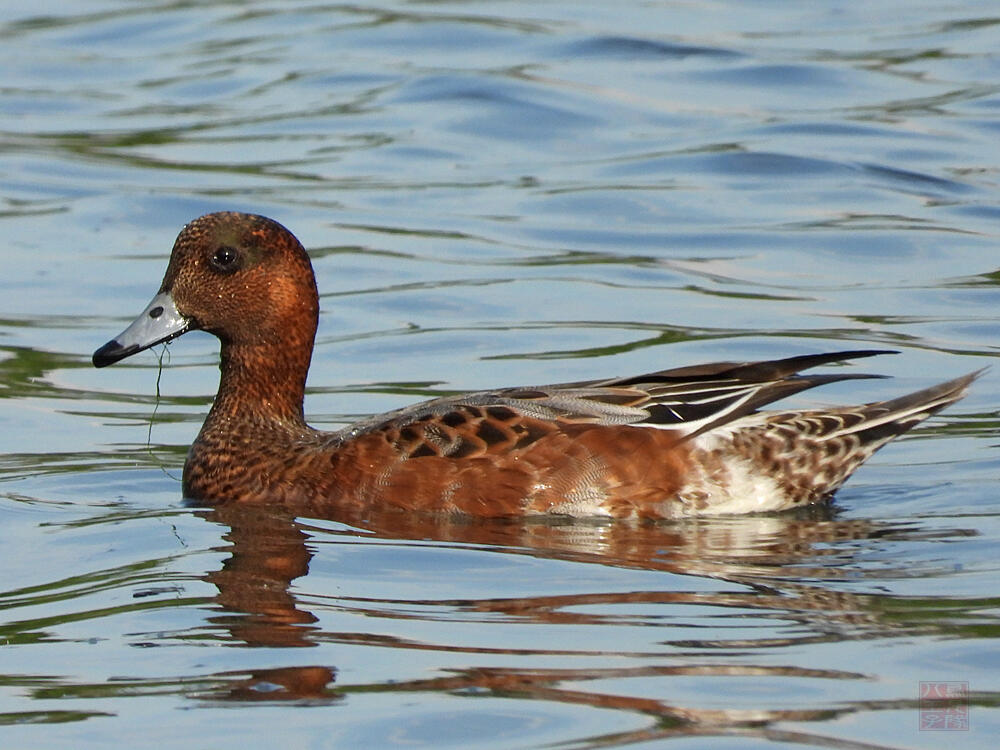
xmin=209 ymin=245 xmax=241 ymax=274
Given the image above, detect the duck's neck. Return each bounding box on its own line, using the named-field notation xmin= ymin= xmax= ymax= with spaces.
xmin=205 ymin=334 xmax=315 ymax=434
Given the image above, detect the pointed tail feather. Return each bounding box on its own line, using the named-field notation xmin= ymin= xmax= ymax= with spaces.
xmin=830 ymin=369 xmax=983 ymax=446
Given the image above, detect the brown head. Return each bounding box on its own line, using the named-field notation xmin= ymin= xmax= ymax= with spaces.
xmin=93 ymin=212 xmax=320 ymax=423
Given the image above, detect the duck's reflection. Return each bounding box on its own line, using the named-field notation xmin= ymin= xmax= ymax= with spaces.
xmin=195 ymin=502 xmax=969 ymax=742
xmin=203 ymin=505 xmax=318 ymax=648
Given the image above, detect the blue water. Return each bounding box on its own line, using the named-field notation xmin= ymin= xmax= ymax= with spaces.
xmin=1 ymin=1 xmax=998 ymax=747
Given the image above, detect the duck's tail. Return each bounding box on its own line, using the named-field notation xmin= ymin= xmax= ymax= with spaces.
xmin=822 ymin=368 xmax=982 ymax=448
xmin=692 ymin=369 xmax=983 ymax=514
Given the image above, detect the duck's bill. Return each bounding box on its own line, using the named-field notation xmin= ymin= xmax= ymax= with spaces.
xmin=92 ymin=291 xmax=190 ymax=368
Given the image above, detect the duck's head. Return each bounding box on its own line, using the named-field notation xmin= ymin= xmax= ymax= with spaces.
xmin=93 ymin=212 xmax=319 ymax=368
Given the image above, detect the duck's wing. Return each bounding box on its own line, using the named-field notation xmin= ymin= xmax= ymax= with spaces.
xmin=491 ymin=349 xmax=900 ymax=437
xmin=343 ymin=350 xmax=902 ymax=459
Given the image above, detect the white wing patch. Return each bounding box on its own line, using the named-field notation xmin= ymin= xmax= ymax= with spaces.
xmin=640 ymin=379 xmax=782 ymax=435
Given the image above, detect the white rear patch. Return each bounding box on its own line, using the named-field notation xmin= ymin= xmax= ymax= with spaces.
xmin=677 ymin=427 xmax=790 ymax=516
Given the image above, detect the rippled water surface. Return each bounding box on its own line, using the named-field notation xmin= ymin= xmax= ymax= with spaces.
xmin=2 ymin=1 xmax=999 ymax=747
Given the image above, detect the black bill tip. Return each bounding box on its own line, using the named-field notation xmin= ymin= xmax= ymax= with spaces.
xmin=93 ymin=340 xmax=139 ymax=368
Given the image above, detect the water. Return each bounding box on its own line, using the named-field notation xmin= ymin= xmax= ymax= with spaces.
xmin=2 ymin=1 xmax=999 ymax=747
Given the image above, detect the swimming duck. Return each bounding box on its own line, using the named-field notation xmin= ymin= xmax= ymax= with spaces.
xmin=93 ymin=212 xmax=977 ymax=518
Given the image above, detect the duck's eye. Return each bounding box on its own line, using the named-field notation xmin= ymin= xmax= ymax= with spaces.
xmin=209 ymin=245 xmax=241 ymax=274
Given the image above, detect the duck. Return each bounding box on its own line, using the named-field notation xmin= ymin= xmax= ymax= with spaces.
xmin=93 ymin=212 xmax=978 ymax=519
